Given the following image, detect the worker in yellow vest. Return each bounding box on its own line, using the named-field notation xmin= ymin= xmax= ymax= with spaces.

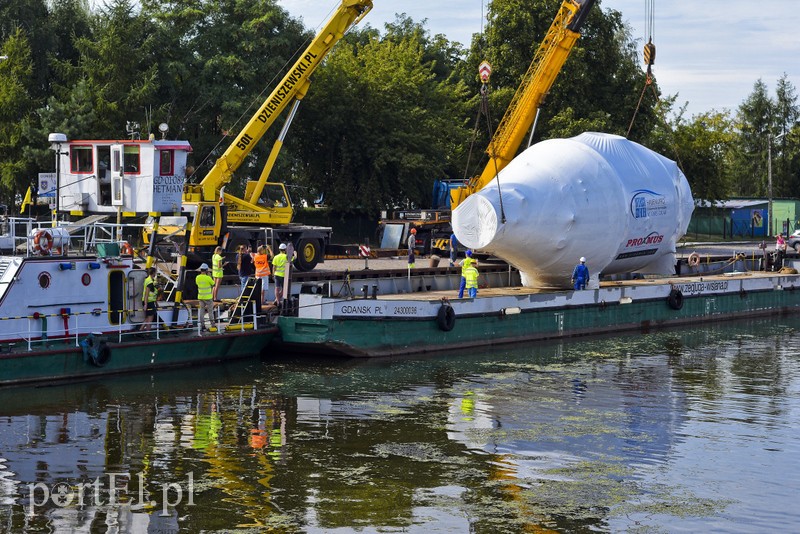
xmin=195 ymin=263 xmax=215 ymax=331
xmin=211 ymin=246 xmax=225 ymax=302
xmin=464 ymin=264 xmax=479 ymax=298
xmin=457 ymin=250 xmax=477 ymax=298
xmin=272 ymin=243 xmax=288 ymax=306
xmin=253 ymin=245 xmax=271 ymax=306
xmin=141 ymin=267 xmax=159 ymax=331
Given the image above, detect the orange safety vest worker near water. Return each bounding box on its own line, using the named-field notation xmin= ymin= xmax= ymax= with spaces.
xmin=254 ymin=246 xmax=271 ymax=305
xmin=254 ymin=248 xmax=271 ymax=278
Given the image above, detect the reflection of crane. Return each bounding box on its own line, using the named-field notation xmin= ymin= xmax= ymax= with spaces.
xmin=450 ymin=0 xmax=597 ymax=210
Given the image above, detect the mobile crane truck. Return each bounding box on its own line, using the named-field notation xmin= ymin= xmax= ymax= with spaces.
xmin=145 ymin=0 xmax=374 ymax=272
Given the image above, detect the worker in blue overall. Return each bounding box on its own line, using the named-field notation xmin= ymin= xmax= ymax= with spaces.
xmin=571 ymin=257 xmax=589 ymax=290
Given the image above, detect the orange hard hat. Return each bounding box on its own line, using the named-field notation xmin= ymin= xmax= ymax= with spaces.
xmin=410 ymin=228 xmax=417 ymax=234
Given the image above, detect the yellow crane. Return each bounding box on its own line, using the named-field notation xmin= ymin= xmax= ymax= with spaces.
xmin=450 ymin=0 xmax=597 ymax=210
xmin=148 ymin=0 xmax=373 ymax=271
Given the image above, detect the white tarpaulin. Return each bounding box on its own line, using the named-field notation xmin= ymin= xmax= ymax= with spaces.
xmin=452 ymin=132 xmax=694 ymax=288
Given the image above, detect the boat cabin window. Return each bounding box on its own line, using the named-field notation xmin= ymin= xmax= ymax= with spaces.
xmin=123 ymin=145 xmax=140 ymax=174
xmin=159 ymin=149 xmax=174 ymax=176
xmin=261 ymin=183 xmax=289 ymax=208
xmin=70 ymin=146 xmax=93 ymax=173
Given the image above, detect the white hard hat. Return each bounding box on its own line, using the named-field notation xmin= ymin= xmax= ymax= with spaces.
xmin=279 ymin=243 xmax=287 ymax=250
xmin=580 ymin=257 xmax=586 ymax=263
xmin=199 ymin=263 xmax=209 ymax=270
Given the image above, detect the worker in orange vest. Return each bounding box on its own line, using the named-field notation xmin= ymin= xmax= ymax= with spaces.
xmin=253 ymin=245 xmax=272 ymax=305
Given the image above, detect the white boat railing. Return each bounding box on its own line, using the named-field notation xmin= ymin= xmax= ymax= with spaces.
xmin=1 ymin=302 xmax=264 ymax=352
xmin=0 ymin=217 xmax=58 ymax=257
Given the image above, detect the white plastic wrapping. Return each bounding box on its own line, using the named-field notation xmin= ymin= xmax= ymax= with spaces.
xmin=452 ymin=132 xmax=694 ymax=288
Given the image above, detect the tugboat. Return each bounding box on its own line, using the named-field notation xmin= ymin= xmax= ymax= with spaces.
xmin=0 ymin=134 xmax=277 ymax=386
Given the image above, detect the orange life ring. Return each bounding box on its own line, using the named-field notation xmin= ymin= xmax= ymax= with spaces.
xmin=120 ymin=242 xmax=134 ymax=256
xmin=32 ymin=230 xmax=53 ymax=255
xmin=688 ymin=252 xmax=700 ymax=267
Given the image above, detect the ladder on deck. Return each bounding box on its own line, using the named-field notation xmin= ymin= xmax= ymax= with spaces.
xmin=227 ymin=277 xmax=258 ymax=328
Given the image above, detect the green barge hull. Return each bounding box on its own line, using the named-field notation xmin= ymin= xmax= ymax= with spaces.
xmin=277 ymin=272 xmax=800 ymax=357
xmin=0 ymin=327 xmax=277 ymax=386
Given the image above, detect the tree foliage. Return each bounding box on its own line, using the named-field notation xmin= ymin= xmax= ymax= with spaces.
xmin=0 ymin=28 xmax=36 ymax=201
xmin=1 ymin=0 xmax=799 ymax=217
xmin=290 ymin=26 xmax=472 ymax=213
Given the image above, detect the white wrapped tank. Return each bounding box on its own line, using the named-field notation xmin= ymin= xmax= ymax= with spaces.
xmin=452 ymin=132 xmax=694 ymax=288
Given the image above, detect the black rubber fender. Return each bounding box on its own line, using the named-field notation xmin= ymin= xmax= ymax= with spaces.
xmin=91 ymin=341 xmax=111 ymax=367
xmin=436 ymin=304 xmax=456 ymax=332
xmin=81 ymin=334 xmax=111 ymax=367
xmin=667 ymin=288 xmax=684 ymax=310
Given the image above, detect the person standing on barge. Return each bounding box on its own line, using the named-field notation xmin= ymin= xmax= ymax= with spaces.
xmin=464 ymin=263 xmax=479 ymax=298
xmin=775 ymin=234 xmax=787 ymax=270
xmin=572 ymin=257 xmax=589 ymax=290
xmin=237 ymin=244 xmax=255 ymax=293
xmin=408 ymin=227 xmax=417 ymax=268
xmin=195 ymin=263 xmax=215 ymax=331
xmin=141 ymin=267 xmax=159 ymax=331
xmin=212 ymin=246 xmax=225 ymax=302
xmin=457 ymin=250 xmax=477 ymax=298
xmin=272 ymin=243 xmax=289 ymax=306
xmin=253 ymin=245 xmax=271 ymax=306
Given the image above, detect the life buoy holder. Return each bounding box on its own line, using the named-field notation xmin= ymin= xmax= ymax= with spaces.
xmin=436 ymin=304 xmax=456 ymax=332
xmin=687 ymin=252 xmax=700 ymax=267
xmin=120 ymin=242 xmax=134 ymax=256
xmin=667 ymin=288 xmax=684 ymax=310
xmin=32 ymin=230 xmax=53 ymax=255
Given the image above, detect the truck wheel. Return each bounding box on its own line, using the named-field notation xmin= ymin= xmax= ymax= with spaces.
xmin=295 ymin=238 xmax=321 ymax=271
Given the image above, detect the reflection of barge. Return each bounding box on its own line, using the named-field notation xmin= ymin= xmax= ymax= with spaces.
xmin=277 ymin=267 xmax=800 ymax=357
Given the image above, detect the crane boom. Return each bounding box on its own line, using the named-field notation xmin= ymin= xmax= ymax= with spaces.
xmin=451 ymin=0 xmax=596 ymax=209
xmin=145 ymin=0 xmax=373 ymax=273
xmin=184 ymin=0 xmax=373 ymax=205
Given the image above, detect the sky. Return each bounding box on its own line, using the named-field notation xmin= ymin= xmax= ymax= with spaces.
xmin=277 ymin=0 xmax=800 ymax=118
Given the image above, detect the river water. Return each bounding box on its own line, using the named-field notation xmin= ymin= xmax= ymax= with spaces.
xmin=1 ymin=316 xmax=799 ymax=533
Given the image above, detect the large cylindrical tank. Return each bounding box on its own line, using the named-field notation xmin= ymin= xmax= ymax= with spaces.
xmin=452 ymin=132 xmax=694 ymax=288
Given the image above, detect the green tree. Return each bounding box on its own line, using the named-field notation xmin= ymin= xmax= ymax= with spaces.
xmin=141 ymin=0 xmax=308 ymax=194
xmin=732 ymin=79 xmax=774 ymax=197
xmin=0 ymin=28 xmax=37 ymax=207
xmin=290 ymin=28 xmax=471 ymax=213
xmin=38 ymin=0 xmax=159 ymax=140
xmin=671 ymin=111 xmax=736 ymax=203
xmin=0 ymin=0 xmax=52 ymax=99
xmin=773 ymin=74 xmax=799 ymax=196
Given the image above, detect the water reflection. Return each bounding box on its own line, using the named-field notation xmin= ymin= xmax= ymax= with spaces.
xmin=0 ymin=317 xmax=799 ymax=532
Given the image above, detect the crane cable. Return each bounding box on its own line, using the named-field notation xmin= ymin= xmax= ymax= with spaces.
xmin=480 ymin=83 xmax=507 ymax=224
xmin=626 ymin=0 xmax=656 ymax=137
xmin=460 ymin=0 xmax=506 ymax=223
xmin=625 ymin=0 xmax=686 ymax=173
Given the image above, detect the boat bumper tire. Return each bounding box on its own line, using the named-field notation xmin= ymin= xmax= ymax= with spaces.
xmin=667 ymin=289 xmax=684 ymax=310
xmin=436 ymin=304 xmax=456 ymax=331
xmin=81 ymin=334 xmax=112 ymax=367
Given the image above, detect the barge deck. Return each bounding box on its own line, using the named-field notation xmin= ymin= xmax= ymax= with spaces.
xmin=276 ymin=269 xmax=800 ymax=358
